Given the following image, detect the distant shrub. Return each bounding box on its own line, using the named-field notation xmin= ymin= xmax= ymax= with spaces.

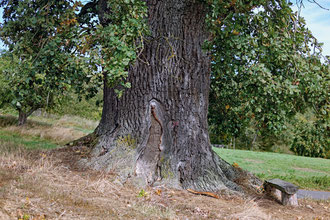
xmin=290 ymin=120 xmax=329 ymax=158
xmin=49 ymin=92 xmax=103 ymax=121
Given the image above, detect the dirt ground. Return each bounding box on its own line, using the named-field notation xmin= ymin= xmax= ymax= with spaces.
xmin=0 ymin=147 xmax=329 ymax=220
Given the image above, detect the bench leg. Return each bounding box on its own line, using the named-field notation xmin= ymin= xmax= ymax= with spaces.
xmin=265 ymin=185 xmax=282 ymax=201
xmin=281 ymin=192 xmax=298 ymax=206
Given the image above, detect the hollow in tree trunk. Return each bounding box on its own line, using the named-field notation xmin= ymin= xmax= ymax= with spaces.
xmin=78 ymin=0 xmax=259 ymax=192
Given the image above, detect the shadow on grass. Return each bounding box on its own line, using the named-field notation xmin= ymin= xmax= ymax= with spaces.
xmin=0 ymin=114 xmax=89 ymax=150
xmin=0 ymin=130 xmax=59 ymax=150
xmin=0 ymin=115 xmax=51 ymax=128
xmin=0 ymin=115 xmax=62 ymax=150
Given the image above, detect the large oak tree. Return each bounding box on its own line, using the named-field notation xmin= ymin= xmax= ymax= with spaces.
xmin=1 ymin=0 xmax=327 ymax=192
xmin=77 ymin=0 xmax=281 ymax=192
xmin=80 ymin=0 xmax=328 ymax=192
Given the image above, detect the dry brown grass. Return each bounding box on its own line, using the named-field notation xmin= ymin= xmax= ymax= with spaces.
xmin=227 ymin=199 xmax=270 ymax=220
xmin=0 ymin=143 xmax=179 ymax=219
xmin=53 ymin=115 xmax=98 ymax=131
xmin=28 ymin=114 xmax=98 ymax=132
xmin=1 ymin=144 xmax=329 ymax=219
xmin=0 ymin=113 xmax=96 ymax=146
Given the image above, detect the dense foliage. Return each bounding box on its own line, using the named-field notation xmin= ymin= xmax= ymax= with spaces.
xmin=288 ymin=111 xmax=329 ymax=158
xmin=76 ymin=0 xmax=149 ymax=96
xmin=0 ymin=0 xmax=86 ymax=124
xmin=206 ymin=0 xmax=329 ymax=157
xmin=0 ymin=0 xmax=149 ymax=124
xmin=0 ymin=53 xmax=11 ymax=106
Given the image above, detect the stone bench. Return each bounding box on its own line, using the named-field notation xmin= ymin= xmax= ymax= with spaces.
xmin=264 ymin=179 xmax=299 ymax=206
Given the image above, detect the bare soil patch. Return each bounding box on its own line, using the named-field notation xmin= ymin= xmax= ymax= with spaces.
xmin=0 ymin=147 xmax=329 ymax=220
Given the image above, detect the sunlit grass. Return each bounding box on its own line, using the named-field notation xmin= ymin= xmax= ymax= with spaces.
xmin=214 ymin=148 xmax=330 ymax=190
xmin=0 ymin=113 xmax=96 ymax=148
xmin=0 ymin=130 xmax=58 ymax=150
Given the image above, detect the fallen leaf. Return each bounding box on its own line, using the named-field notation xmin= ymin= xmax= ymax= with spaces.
xmin=155 ymin=189 xmax=162 ymax=196
xmin=232 ymin=162 xmax=239 ymax=168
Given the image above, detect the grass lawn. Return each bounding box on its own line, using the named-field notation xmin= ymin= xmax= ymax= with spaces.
xmin=214 ymin=148 xmax=330 ymax=191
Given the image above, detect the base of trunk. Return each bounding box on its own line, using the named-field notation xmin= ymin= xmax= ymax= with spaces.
xmin=70 ymin=132 xmax=262 ymax=193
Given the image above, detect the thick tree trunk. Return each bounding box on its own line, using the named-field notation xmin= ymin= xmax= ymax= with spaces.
xmin=80 ymin=0 xmax=251 ymax=192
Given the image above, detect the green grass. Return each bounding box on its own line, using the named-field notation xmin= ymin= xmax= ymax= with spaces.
xmin=1 ymin=108 xmax=97 ymax=135
xmin=0 ymin=113 xmax=96 ymax=151
xmin=0 ymin=130 xmax=58 ymax=150
xmin=214 ymin=148 xmax=330 ymax=191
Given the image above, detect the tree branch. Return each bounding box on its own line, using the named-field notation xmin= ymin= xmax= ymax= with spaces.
xmin=78 ymin=0 xmax=98 ymax=23
xmin=307 ymin=0 xmax=329 ymax=10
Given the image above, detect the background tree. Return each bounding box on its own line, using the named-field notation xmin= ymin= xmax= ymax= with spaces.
xmin=0 ymin=0 xmax=89 ymax=125
xmin=208 ymin=2 xmax=329 ymax=157
xmin=0 ymin=52 xmax=12 ymax=109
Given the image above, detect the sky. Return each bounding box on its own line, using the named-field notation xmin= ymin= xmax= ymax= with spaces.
xmin=291 ymin=0 xmax=330 ymax=57
xmin=0 ymin=1 xmax=330 ymax=56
